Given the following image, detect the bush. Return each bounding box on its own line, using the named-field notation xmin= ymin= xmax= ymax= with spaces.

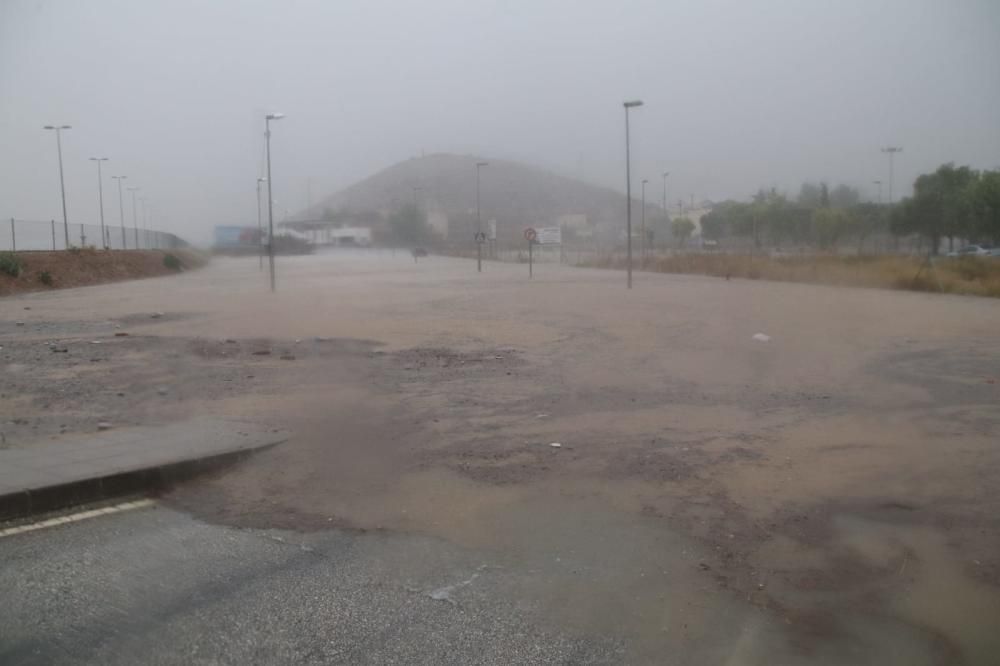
xmin=38 ymin=270 xmax=53 ymax=286
xmin=0 ymin=252 xmax=21 ymax=277
xmin=163 ymin=253 xmax=182 ymax=271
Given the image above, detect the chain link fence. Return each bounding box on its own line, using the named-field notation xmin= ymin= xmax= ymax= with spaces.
xmin=1 ymin=218 xmax=186 ymax=252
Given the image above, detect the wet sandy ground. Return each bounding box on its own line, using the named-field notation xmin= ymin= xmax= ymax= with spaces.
xmin=2 ymin=252 xmax=1000 ymax=664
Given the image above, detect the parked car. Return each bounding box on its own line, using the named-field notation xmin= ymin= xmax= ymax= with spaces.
xmin=946 ymin=244 xmax=991 ymax=257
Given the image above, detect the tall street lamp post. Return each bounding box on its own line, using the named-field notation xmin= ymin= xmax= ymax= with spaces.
xmin=623 ymin=100 xmax=644 ymax=289
xmin=88 ymin=157 xmax=110 ymax=249
xmin=128 ymin=187 xmax=141 ymax=248
xmin=43 ymin=125 xmax=72 ymax=248
xmin=256 ymin=177 xmax=266 ymax=271
xmin=265 ymin=113 xmax=285 ymax=292
xmin=112 ymin=176 xmax=127 ymax=249
xmin=475 ymin=161 xmax=488 ymax=273
xmin=881 ymin=146 xmax=903 ymax=205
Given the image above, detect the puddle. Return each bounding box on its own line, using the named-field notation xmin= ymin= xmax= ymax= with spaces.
xmin=835 ymin=514 xmax=1000 ymax=665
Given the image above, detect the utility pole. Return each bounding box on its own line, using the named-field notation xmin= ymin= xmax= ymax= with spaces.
xmin=476 ymin=161 xmax=488 ymax=273
xmin=88 ymin=157 xmax=109 ymax=249
xmin=112 ymin=176 xmax=127 ymax=248
xmin=43 ymin=125 xmax=72 ymax=247
xmin=623 ymin=100 xmax=643 ymax=289
xmin=881 ymin=146 xmax=902 ymax=205
xmin=265 ymin=113 xmax=285 ymax=292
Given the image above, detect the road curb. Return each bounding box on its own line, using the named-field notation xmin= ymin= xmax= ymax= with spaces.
xmin=0 ymin=442 xmax=279 ymax=522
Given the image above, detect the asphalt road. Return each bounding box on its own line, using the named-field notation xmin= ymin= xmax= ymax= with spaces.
xmin=0 ymin=501 xmax=622 ymax=665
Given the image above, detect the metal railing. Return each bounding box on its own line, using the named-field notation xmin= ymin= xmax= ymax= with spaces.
xmin=1 ymin=218 xmax=185 ymax=252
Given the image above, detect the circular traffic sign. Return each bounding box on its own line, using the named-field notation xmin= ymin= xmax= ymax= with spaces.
xmin=524 ymin=228 xmax=537 ymax=242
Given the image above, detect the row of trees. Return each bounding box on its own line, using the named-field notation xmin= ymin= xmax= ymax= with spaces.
xmin=700 ymin=187 xmax=886 ymax=253
xmin=891 ymin=164 xmax=1000 ymax=253
xmin=700 ymin=165 xmax=1000 ymax=254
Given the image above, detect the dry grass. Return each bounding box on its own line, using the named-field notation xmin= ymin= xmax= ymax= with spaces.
xmin=582 ymin=253 xmax=1000 ymax=298
xmin=0 ymin=248 xmax=209 ymax=297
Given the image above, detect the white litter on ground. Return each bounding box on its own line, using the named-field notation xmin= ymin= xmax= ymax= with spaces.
xmin=752 ymin=333 xmax=771 ymax=342
xmin=549 ymin=442 xmax=562 ymax=448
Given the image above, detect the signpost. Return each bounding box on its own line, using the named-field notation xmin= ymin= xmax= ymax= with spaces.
xmin=535 ymin=226 xmax=561 ymax=245
xmin=524 ymin=227 xmax=537 ymax=278
xmin=475 ymin=231 xmax=487 ymax=271
xmin=487 ymin=219 xmax=497 ymax=259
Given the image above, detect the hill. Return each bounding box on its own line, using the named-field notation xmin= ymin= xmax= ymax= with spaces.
xmin=297 ymin=153 xmax=666 ymax=244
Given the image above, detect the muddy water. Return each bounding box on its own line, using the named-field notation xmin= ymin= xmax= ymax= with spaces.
xmin=7 ymin=254 xmax=1000 ymax=663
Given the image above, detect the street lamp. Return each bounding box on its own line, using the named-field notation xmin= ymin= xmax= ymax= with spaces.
xmin=873 ymin=180 xmax=883 ymax=206
xmin=127 ymin=187 xmax=141 ymax=248
xmin=88 ymin=157 xmax=110 ymax=249
xmin=256 ymin=177 xmax=266 ymax=271
xmin=265 ymin=112 xmax=285 ymax=292
xmin=139 ymin=196 xmax=148 ymax=248
xmin=641 ymin=178 xmax=648 ymax=260
xmin=881 ymin=146 xmax=902 ymax=205
xmin=43 ymin=125 xmax=72 ymax=248
xmin=623 ymin=99 xmax=643 ymax=289
xmin=111 ymin=176 xmax=127 ymax=249
xmin=662 ymin=172 xmax=670 ymax=219
xmin=476 ymin=161 xmax=488 ymax=273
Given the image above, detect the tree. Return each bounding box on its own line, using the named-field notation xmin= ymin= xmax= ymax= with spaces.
xmin=671 ymin=217 xmax=695 ymax=246
xmin=797 ymin=183 xmax=823 ymax=208
xmin=811 ymin=208 xmax=856 ymax=250
xmin=851 ymin=203 xmax=887 ymax=254
xmin=387 ymin=204 xmax=433 ymax=246
xmin=892 ymin=163 xmax=978 ymax=254
xmin=969 ymin=170 xmax=1000 ymax=244
xmin=829 ymin=184 xmax=860 ymax=208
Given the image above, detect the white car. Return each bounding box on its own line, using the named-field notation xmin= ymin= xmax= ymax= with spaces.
xmin=946 ymin=244 xmax=991 ymax=257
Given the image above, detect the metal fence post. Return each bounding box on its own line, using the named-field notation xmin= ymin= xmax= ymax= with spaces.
xmin=10 ymin=218 xmax=15 ymax=252
xmin=51 ymin=219 xmax=57 ymax=250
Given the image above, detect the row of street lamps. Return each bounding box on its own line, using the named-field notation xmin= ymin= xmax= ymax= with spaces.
xmin=43 ymin=124 xmax=152 ymax=249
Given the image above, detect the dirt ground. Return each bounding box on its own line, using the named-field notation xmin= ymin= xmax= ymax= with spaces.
xmin=2 ymin=252 xmax=999 ymax=664
xmin=0 ymin=248 xmax=206 ymax=296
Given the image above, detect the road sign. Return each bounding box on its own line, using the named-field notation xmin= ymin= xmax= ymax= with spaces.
xmin=523 ymin=227 xmax=537 ymax=242
xmin=474 ymin=231 xmax=487 ymax=243
xmin=536 ymin=226 xmax=561 ymax=245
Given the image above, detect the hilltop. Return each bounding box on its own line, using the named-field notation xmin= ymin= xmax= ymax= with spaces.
xmin=297 ymin=153 xmax=667 ymax=243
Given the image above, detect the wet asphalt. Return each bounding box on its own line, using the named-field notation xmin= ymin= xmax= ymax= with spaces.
xmin=0 ymin=502 xmax=621 ymax=665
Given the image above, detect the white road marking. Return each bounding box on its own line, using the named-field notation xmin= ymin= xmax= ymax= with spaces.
xmin=0 ymin=498 xmax=155 ymax=538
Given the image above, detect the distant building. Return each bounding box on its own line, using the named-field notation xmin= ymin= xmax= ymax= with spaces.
xmin=279 ymin=220 xmax=371 ymax=247
xmin=213 ymin=225 xmax=260 ymax=253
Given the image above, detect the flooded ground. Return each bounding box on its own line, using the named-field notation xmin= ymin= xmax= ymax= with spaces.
xmin=2 ymin=252 xmax=999 ymax=664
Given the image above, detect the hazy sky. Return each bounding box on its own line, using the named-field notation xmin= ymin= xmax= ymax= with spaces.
xmin=2 ymin=0 xmax=999 ymax=244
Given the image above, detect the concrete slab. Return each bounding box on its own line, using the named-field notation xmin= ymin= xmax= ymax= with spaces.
xmin=0 ymin=417 xmax=286 ymax=519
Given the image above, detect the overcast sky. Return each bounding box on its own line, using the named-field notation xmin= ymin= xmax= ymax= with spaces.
xmin=2 ymin=0 xmax=998 ymax=244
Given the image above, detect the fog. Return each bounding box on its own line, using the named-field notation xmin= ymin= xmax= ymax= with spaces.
xmin=2 ymin=0 xmax=998 ymax=245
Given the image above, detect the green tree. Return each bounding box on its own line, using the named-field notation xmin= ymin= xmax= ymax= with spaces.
xmin=892 ymin=163 xmax=978 ymax=254
xmin=969 ymin=170 xmax=1000 ymax=244
xmin=811 ymin=208 xmax=857 ymax=249
xmin=851 ymin=203 xmax=887 ymax=254
xmin=671 ymin=217 xmax=695 ymax=246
